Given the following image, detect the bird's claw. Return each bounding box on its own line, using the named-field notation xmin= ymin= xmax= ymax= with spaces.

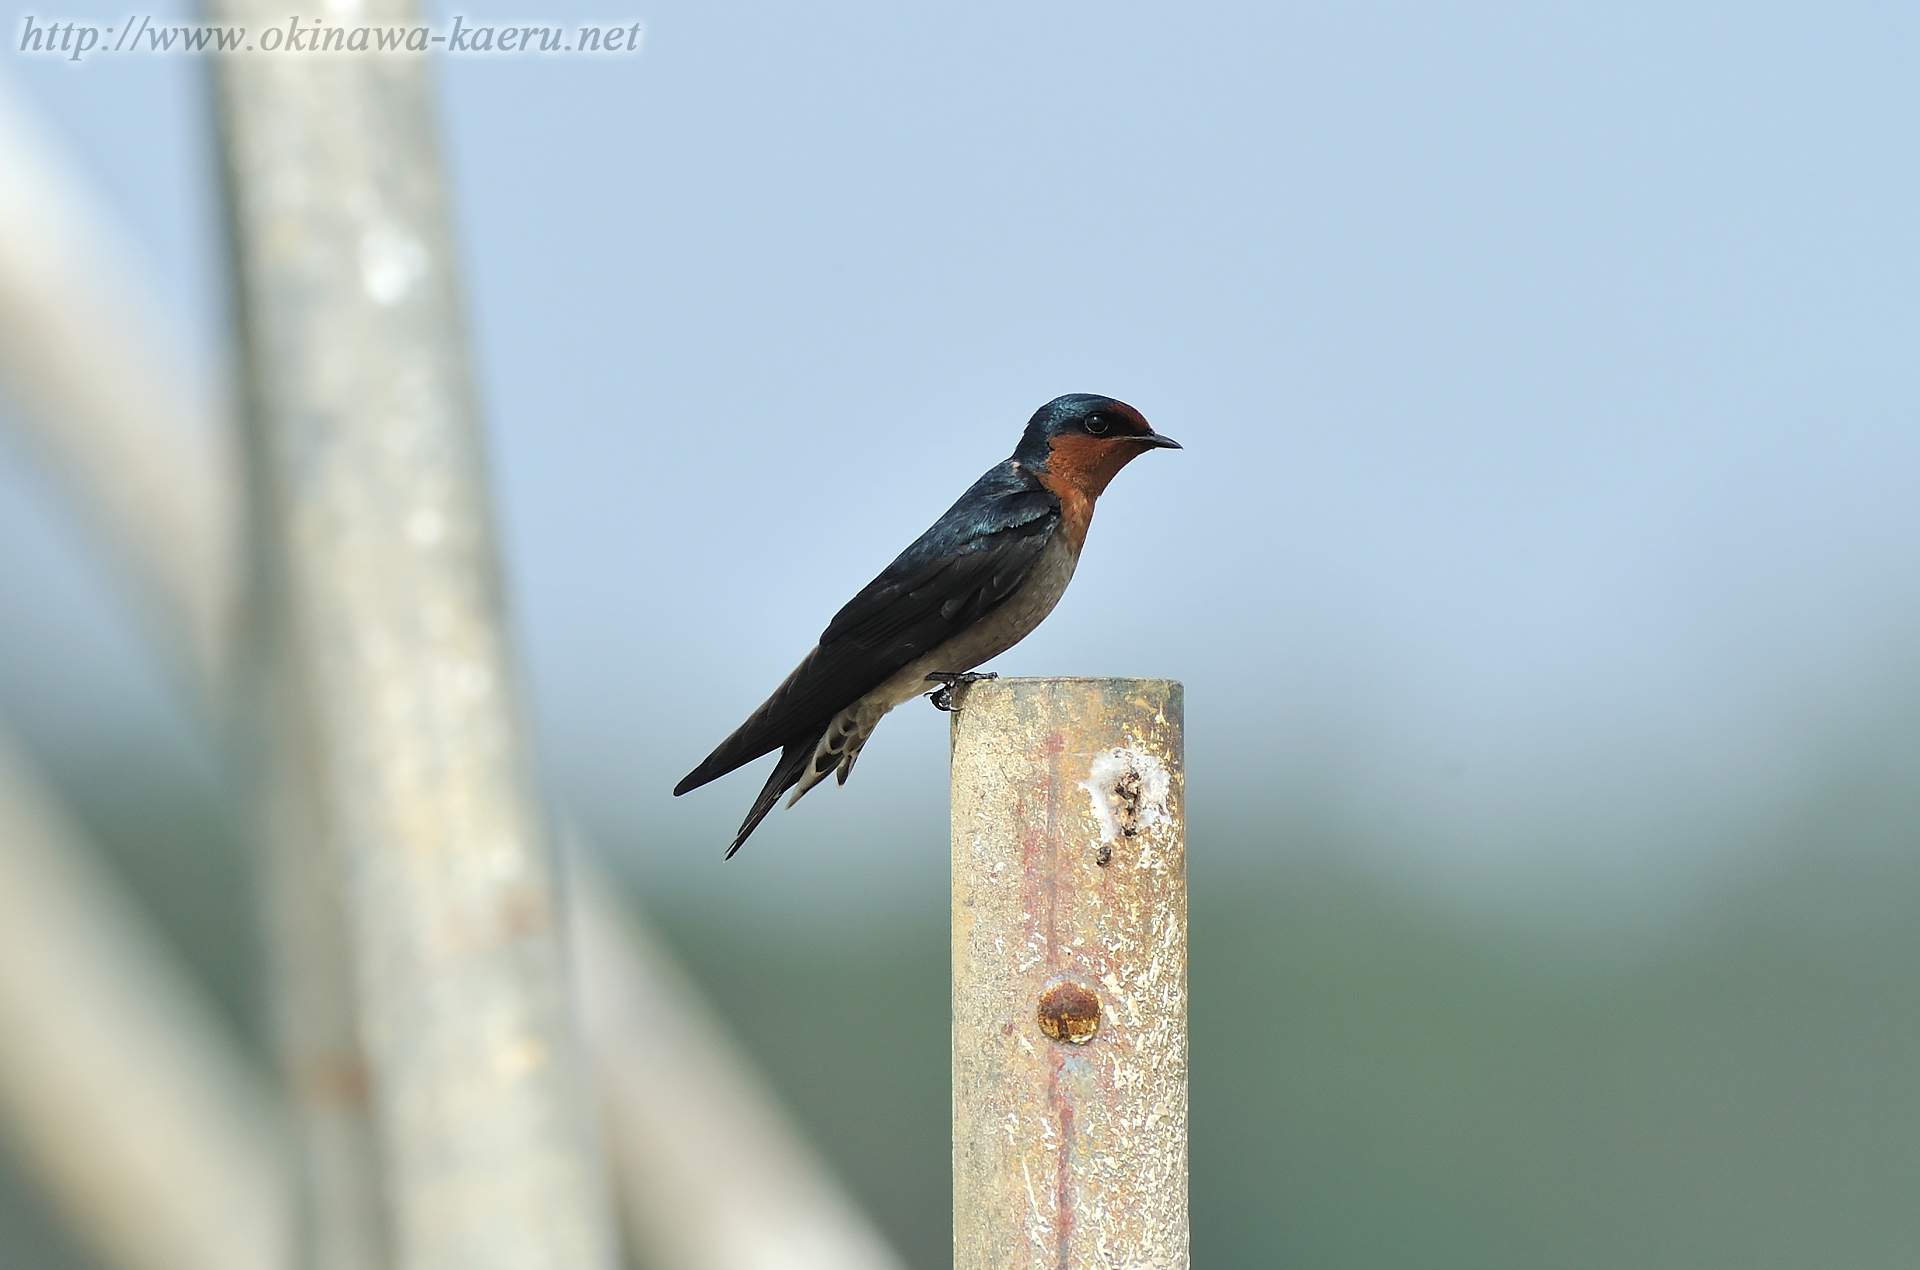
xmin=926 ymin=671 xmax=997 ymax=712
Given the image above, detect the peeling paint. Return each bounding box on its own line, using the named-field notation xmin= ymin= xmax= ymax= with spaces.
xmin=1079 ymin=746 xmax=1171 ymax=845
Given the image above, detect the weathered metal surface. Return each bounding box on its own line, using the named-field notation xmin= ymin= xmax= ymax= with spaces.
xmin=951 ymin=677 xmax=1188 ymax=1270
xmin=205 ymin=13 xmax=617 ymax=1270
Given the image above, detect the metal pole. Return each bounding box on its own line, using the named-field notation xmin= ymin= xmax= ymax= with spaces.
xmin=3 ymin=66 xmax=909 ymax=1264
xmin=204 ymin=19 xmax=617 ymax=1270
xmin=247 ymin=628 xmax=392 ymax=1270
xmin=0 ymin=73 xmax=235 ymax=693
xmin=7 ymin=30 xmax=911 ymax=1270
xmin=0 ymin=64 xmax=370 ymax=1270
xmin=218 ymin=95 xmax=391 ymax=1270
xmin=0 ymin=732 xmax=288 ymax=1270
xmin=950 ymin=677 xmax=1188 ymax=1270
xmin=567 ymin=841 xmax=909 ymax=1270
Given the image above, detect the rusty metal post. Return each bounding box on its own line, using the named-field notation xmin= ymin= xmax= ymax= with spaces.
xmin=950 ymin=677 xmax=1188 ymax=1270
xmin=204 ymin=14 xmax=617 ymax=1270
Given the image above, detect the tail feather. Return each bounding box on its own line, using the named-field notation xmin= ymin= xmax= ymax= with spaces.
xmin=724 ymin=735 xmax=817 ymax=859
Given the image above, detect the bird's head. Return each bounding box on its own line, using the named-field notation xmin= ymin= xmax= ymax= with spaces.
xmin=1014 ymin=393 xmax=1181 ymax=498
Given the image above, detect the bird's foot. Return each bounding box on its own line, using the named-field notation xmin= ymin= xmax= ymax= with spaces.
xmin=926 ymin=671 xmax=997 ymax=712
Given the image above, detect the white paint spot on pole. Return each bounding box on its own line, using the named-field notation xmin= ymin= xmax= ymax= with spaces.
xmin=1079 ymin=746 xmax=1171 ymax=844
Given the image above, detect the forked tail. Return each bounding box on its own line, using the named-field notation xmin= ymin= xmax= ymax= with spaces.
xmin=724 ymin=731 xmax=820 ymax=858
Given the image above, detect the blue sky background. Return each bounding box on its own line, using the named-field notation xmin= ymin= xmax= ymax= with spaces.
xmin=2 ymin=0 xmax=1918 ymax=928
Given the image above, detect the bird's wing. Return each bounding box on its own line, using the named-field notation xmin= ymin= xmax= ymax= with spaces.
xmin=674 ymin=465 xmax=1059 ymax=796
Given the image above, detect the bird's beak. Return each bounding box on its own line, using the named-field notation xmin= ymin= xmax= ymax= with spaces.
xmin=1136 ymin=431 xmax=1182 ymax=450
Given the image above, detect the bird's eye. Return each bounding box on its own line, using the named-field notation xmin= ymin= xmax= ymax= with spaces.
xmin=1085 ymin=414 xmax=1111 ymax=436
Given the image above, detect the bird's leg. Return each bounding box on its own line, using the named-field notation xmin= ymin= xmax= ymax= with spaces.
xmin=925 ymin=671 xmax=997 ymax=712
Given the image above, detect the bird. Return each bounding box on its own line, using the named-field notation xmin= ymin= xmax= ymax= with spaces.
xmin=673 ymin=393 xmax=1181 ymax=856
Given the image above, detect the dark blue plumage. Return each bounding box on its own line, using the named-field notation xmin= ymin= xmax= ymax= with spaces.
xmin=674 ymin=393 xmax=1179 ymax=855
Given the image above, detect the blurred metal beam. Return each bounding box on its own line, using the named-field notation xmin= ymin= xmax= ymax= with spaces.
xmin=202 ymin=11 xmax=618 ymax=1267
xmin=0 ymin=72 xmax=235 ymax=692
xmin=0 ymin=732 xmax=289 ymax=1270
xmin=950 ymin=677 xmax=1189 ymax=1270
xmin=0 ymin=41 xmax=913 ymax=1270
xmin=0 ymin=62 xmax=389 ymax=1270
xmin=568 ymin=845 xmax=908 ymax=1270
xmin=246 ymin=634 xmax=393 ymax=1270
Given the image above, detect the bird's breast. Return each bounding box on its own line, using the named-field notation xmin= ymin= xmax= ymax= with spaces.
xmin=862 ymin=529 xmax=1082 ymax=714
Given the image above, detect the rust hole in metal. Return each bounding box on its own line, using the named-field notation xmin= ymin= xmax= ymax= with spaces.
xmin=1037 ymin=981 xmax=1100 ymax=1045
xmin=1114 ymin=766 xmax=1144 ymax=837
xmin=1095 ymin=842 xmax=1113 ymax=867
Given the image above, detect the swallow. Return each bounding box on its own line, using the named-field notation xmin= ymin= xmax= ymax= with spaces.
xmin=674 ymin=393 xmax=1180 ymax=856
